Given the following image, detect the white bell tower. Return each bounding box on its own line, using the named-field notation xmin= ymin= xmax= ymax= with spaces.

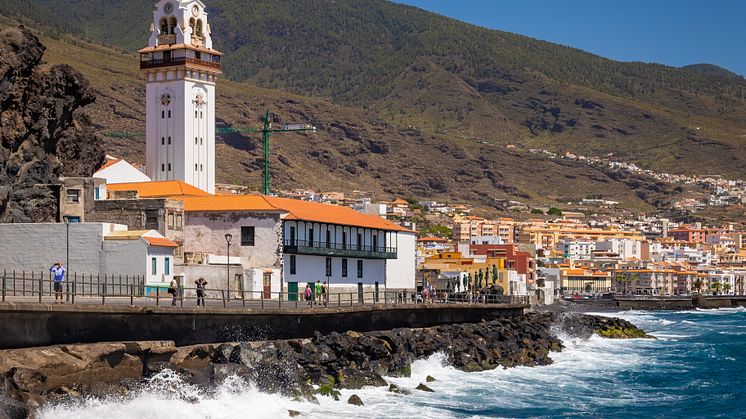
xmin=140 ymin=0 xmax=221 ymax=194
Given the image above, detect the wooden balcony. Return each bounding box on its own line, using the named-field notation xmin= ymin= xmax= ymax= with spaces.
xmin=283 ymin=239 xmax=398 ymax=260
xmin=140 ymin=56 xmax=221 ymax=71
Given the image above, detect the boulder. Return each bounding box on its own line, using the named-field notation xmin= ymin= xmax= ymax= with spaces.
xmin=347 ymin=394 xmax=364 ymax=406
xmin=415 ymin=383 xmax=434 ymax=392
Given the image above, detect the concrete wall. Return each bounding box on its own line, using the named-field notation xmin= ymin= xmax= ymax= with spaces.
xmin=0 ymin=304 xmax=527 ymax=349
xmin=386 ymin=231 xmax=416 ymax=290
xmin=0 ymin=223 xmax=125 ymax=275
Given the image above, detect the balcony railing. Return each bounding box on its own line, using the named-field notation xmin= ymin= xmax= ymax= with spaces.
xmin=140 ymin=56 xmax=221 ymax=71
xmin=283 ymin=239 xmax=397 ymax=259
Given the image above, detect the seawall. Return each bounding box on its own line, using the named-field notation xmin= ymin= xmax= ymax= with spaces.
xmin=0 ymin=303 xmax=526 ymax=350
xmin=613 ymin=296 xmax=746 ymax=311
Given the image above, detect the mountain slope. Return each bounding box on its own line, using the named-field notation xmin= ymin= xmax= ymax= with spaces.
xmin=0 ymin=15 xmax=686 ymax=213
xmin=4 ymin=0 xmax=746 ymax=181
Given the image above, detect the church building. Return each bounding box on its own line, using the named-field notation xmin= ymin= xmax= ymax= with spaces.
xmin=139 ymin=0 xmax=221 ymax=194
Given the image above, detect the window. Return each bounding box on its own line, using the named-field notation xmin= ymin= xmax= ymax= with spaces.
xmin=168 ymin=136 xmax=171 ymax=145
xmin=195 ymin=164 xmax=198 ymax=171
xmin=357 ymin=260 xmax=363 ymax=278
xmin=168 ymin=213 xmax=175 ymax=229
xmin=195 ymin=111 xmax=198 ymax=118
xmin=168 ymin=110 xmax=171 ymax=118
xmin=195 ymin=51 xmax=201 ymax=60
xmin=200 ymin=111 xmax=203 ymax=119
xmin=169 ymin=17 xmax=177 ymax=35
xmin=342 ymin=259 xmax=348 ymax=277
xmin=161 ymin=111 xmax=165 ymax=119
xmin=325 ymin=257 xmax=332 ymax=277
xmin=165 ymin=257 xmax=170 ymax=275
xmin=66 ymin=189 xmax=80 ymax=204
xmin=289 ymin=255 xmax=296 ymax=275
xmin=241 ymin=226 xmax=255 ymax=246
xmin=200 ymin=138 xmax=203 ymax=145
xmin=161 ymin=164 xmax=165 ymax=172
xmin=196 ymin=19 xmax=203 ymax=36
xmin=175 ymin=214 xmax=183 ymax=229
xmin=200 ymin=164 xmax=203 ymax=171
xmin=326 ymin=230 xmax=331 ymax=248
xmin=151 ymin=257 xmax=157 ymax=275
xmin=342 ymin=232 xmax=347 ymax=249
xmin=357 ymin=233 xmax=362 ymax=250
xmin=161 ymin=137 xmax=165 ymax=145
xmin=145 ymin=212 xmax=158 ymax=229
xmin=308 ymin=228 xmax=314 ymax=246
xmin=64 ymin=216 xmax=80 ymax=223
xmin=167 ymin=163 xmax=171 ymax=171
xmin=195 ymin=137 xmax=198 ymax=145
xmin=289 ymin=226 xmax=296 ymax=245
xmin=160 ymin=18 xmax=169 ymax=34
xmin=94 ymin=187 xmax=100 ymax=200
xmin=373 ymin=235 xmax=378 ymax=250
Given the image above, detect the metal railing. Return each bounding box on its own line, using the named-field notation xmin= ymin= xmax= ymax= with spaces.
xmin=283 ymin=239 xmax=398 ymax=259
xmin=0 ymin=270 xmax=530 ymax=309
xmin=139 ymin=56 xmax=221 ymax=70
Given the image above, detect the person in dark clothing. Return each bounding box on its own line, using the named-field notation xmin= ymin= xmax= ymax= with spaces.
xmin=195 ymin=277 xmax=207 ymax=306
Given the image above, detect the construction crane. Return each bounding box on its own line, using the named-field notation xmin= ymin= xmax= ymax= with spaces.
xmin=101 ymin=109 xmax=316 ymax=195
xmin=256 ymin=110 xmax=316 ymax=195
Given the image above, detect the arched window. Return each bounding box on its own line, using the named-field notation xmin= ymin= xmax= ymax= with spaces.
xmin=160 ymin=18 xmax=169 ymax=34
xmin=190 ymin=18 xmax=196 ymax=34
xmin=169 ymin=17 xmax=177 ymax=35
xmin=196 ymin=20 xmax=203 ymax=37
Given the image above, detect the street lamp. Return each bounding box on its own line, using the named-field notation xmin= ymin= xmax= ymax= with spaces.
xmin=64 ymin=216 xmax=71 ymax=303
xmin=225 ymin=233 xmax=233 ymax=300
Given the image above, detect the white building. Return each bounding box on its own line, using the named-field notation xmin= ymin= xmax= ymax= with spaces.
xmin=595 ymin=238 xmax=642 ymax=260
xmin=0 ymin=223 xmax=177 ymax=285
xmin=140 ymin=0 xmax=222 ymax=193
xmin=558 ymin=240 xmax=596 ymax=259
xmin=93 ymin=156 xmax=151 ymax=185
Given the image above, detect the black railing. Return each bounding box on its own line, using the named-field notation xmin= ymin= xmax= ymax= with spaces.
xmin=283 ymin=239 xmax=397 ymax=259
xmin=140 ymin=56 xmax=221 ymax=70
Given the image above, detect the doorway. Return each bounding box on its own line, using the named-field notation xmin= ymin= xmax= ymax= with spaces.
xmin=288 ymin=282 xmax=298 ymax=302
xmin=357 ymin=282 xmax=364 ymax=304
xmin=263 ymin=272 xmax=272 ymax=299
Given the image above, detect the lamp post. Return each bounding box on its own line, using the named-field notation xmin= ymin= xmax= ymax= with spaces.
xmin=65 ymin=216 xmax=70 ymax=303
xmin=225 ymin=233 xmax=233 ymax=301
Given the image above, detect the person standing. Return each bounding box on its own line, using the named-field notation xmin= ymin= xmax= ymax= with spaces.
xmin=315 ymin=281 xmax=322 ymax=305
xmin=321 ymin=281 xmax=328 ymax=306
xmin=304 ymin=284 xmax=312 ymax=306
xmin=168 ymin=278 xmax=179 ymax=306
xmin=195 ymin=277 xmax=207 ymax=306
xmin=49 ymin=262 xmax=66 ymax=304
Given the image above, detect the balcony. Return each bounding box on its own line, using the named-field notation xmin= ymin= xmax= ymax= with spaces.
xmin=283 ymin=239 xmax=397 ymax=259
xmin=140 ymin=56 xmax=221 ymax=71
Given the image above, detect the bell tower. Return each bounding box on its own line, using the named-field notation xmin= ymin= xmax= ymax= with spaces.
xmin=140 ymin=0 xmax=221 ymax=194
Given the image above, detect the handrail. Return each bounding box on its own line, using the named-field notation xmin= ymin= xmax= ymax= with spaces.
xmin=140 ymin=56 xmax=221 ymax=70
xmin=0 ymin=270 xmax=531 ymax=308
xmin=284 ymin=239 xmax=397 ymax=254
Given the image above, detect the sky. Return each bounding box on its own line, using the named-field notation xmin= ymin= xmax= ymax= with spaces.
xmin=394 ymin=0 xmax=746 ymax=77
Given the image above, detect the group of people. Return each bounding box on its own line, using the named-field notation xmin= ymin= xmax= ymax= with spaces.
xmin=167 ymin=277 xmax=207 ymax=306
xmin=304 ymin=281 xmax=328 ymax=306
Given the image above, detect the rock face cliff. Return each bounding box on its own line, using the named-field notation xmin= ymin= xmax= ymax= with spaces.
xmin=0 ymin=27 xmax=104 ymax=222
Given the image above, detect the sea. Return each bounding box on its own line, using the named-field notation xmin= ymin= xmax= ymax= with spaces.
xmin=40 ymin=308 xmax=746 ymax=419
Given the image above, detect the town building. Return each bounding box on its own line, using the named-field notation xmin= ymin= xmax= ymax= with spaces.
xmin=93 ymin=156 xmax=151 ymax=184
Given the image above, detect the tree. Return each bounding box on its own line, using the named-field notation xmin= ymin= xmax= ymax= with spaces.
xmin=711 ymin=281 xmax=722 ymax=295
xmin=547 ymin=207 xmax=563 ymax=216
xmin=694 ymin=278 xmax=704 ymax=294
xmin=723 ymin=282 xmax=732 ymax=295
xmin=492 ymin=264 xmax=498 ymax=285
xmin=530 ymin=209 xmax=544 ymax=215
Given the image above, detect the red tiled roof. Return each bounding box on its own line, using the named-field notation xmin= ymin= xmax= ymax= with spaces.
xmin=143 ymin=236 xmax=179 ymax=248
xmin=107 ymin=181 xmax=210 ymax=198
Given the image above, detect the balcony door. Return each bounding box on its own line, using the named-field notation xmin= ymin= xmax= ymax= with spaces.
xmin=263 ymin=272 xmax=272 ymax=299
xmin=289 ymin=226 xmax=296 ymax=246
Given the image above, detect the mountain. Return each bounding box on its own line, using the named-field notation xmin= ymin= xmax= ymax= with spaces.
xmin=682 ymin=64 xmax=744 ymax=80
xmin=1 ymin=1 xmax=743 ymax=218
xmin=5 ymin=0 xmax=746 ymax=183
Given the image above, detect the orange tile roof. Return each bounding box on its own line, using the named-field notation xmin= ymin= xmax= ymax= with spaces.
xmin=265 ymin=196 xmax=413 ymax=232
xmin=143 ymin=236 xmax=179 ymax=248
xmin=94 ymin=158 xmax=121 ymax=174
xmin=180 ymin=195 xmax=279 ymax=212
xmin=418 ymin=236 xmax=448 ymax=242
xmin=107 ymin=181 xmax=210 ymax=198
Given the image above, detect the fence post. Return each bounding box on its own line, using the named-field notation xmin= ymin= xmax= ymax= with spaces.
xmin=338 ymin=293 xmax=341 ymax=307
xmin=12 ymin=270 xmax=16 ymax=297
xmin=102 ymin=274 xmax=106 ymax=305
xmin=37 ymin=271 xmax=42 ymax=303
xmin=71 ymin=272 xmax=76 ymax=304
xmin=221 ymin=290 xmax=226 ymax=308
xmin=22 ymin=270 xmax=26 ymax=297
xmin=279 ymin=292 xmax=282 ymax=309
xmin=261 ymin=291 xmax=264 ymax=309
xmin=156 ymin=287 xmax=160 ymax=306
xmin=350 ymin=292 xmax=353 ymax=307
xmin=1 ymin=270 xmax=5 ymax=302
xmin=130 ymin=283 xmax=134 ymax=306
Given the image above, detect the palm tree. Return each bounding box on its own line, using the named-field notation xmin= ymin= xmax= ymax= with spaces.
xmin=723 ymin=282 xmax=732 ymax=295
xmin=492 ymin=264 xmax=498 ymax=286
xmin=711 ymin=281 xmax=722 ymax=295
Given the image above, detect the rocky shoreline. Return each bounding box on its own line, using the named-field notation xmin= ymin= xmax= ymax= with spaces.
xmin=0 ymin=313 xmax=650 ymax=418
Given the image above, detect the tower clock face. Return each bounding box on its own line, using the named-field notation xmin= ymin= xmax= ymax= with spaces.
xmin=192 ymin=5 xmax=200 ymax=17
xmin=164 ymin=2 xmax=174 ymax=14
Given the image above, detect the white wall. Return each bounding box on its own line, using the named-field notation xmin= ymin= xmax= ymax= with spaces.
xmin=283 ymin=254 xmax=386 ymax=288
xmin=94 ymin=161 xmax=151 ymax=184
xmin=183 ymin=212 xmax=283 ymax=269
xmin=385 ymin=232 xmax=416 ymax=290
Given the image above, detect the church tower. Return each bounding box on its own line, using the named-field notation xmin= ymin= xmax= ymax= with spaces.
xmin=140 ymin=0 xmax=221 ymax=194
